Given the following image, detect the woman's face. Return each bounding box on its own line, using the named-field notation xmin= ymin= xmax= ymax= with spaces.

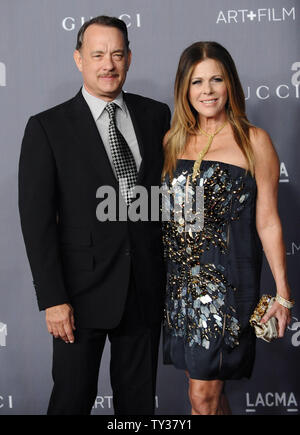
xmin=188 ymin=58 xmax=228 ymax=121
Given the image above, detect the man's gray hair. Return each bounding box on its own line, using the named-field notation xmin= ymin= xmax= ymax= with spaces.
xmin=76 ymin=15 xmax=130 ymax=52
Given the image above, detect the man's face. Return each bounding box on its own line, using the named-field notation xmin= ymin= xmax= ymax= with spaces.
xmin=74 ymin=24 xmax=131 ymax=101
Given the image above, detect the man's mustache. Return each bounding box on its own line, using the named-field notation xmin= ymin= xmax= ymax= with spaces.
xmin=98 ymin=74 xmax=119 ymax=78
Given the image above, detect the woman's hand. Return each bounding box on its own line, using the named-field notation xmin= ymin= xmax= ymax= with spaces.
xmin=261 ymin=300 xmax=291 ymax=338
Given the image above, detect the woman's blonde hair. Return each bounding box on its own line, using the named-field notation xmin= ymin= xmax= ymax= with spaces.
xmin=162 ymin=41 xmax=255 ymax=180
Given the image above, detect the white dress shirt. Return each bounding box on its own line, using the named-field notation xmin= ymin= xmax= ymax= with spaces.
xmin=82 ymin=86 xmax=142 ymax=177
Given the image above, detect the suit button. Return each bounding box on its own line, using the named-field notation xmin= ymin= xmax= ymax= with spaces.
xmin=125 ymin=249 xmax=131 ymax=256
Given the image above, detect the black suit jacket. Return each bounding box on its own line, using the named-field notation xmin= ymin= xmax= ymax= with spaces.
xmin=18 ymin=90 xmax=171 ymax=328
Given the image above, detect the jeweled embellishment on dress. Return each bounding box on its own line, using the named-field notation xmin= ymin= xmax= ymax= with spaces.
xmin=164 ymin=264 xmax=240 ymax=349
xmin=162 ymin=163 xmax=250 ymax=255
xmin=162 ymin=163 xmax=250 ymax=350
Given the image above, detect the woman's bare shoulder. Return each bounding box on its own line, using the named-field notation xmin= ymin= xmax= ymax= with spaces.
xmin=249 ymin=126 xmax=279 ymax=178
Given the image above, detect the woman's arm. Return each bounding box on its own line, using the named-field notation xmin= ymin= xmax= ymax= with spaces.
xmin=251 ymin=127 xmax=292 ymax=336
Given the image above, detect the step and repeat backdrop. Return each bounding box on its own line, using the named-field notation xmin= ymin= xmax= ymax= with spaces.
xmin=0 ymin=0 xmax=299 ymax=415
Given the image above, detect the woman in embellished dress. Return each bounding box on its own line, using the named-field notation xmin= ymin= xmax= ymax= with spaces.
xmin=162 ymin=42 xmax=293 ymax=415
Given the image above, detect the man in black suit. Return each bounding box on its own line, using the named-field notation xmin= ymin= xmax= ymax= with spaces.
xmin=18 ymin=16 xmax=170 ymax=415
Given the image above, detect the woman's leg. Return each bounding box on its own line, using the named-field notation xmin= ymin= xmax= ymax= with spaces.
xmin=187 ymin=375 xmax=231 ymax=415
xmin=218 ymin=392 xmax=232 ymax=415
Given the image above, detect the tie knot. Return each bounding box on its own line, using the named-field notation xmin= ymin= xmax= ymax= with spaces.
xmin=105 ymin=102 xmax=117 ymax=120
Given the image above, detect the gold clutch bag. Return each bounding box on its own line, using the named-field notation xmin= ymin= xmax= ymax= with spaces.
xmin=250 ymin=295 xmax=278 ymax=342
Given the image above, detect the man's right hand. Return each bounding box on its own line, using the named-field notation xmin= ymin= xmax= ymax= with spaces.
xmin=45 ymin=303 xmax=76 ymax=343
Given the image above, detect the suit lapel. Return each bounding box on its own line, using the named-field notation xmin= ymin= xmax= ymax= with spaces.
xmin=66 ymin=90 xmax=118 ymax=187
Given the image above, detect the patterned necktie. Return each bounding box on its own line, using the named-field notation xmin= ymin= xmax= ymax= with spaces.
xmin=105 ymin=102 xmax=138 ymax=205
